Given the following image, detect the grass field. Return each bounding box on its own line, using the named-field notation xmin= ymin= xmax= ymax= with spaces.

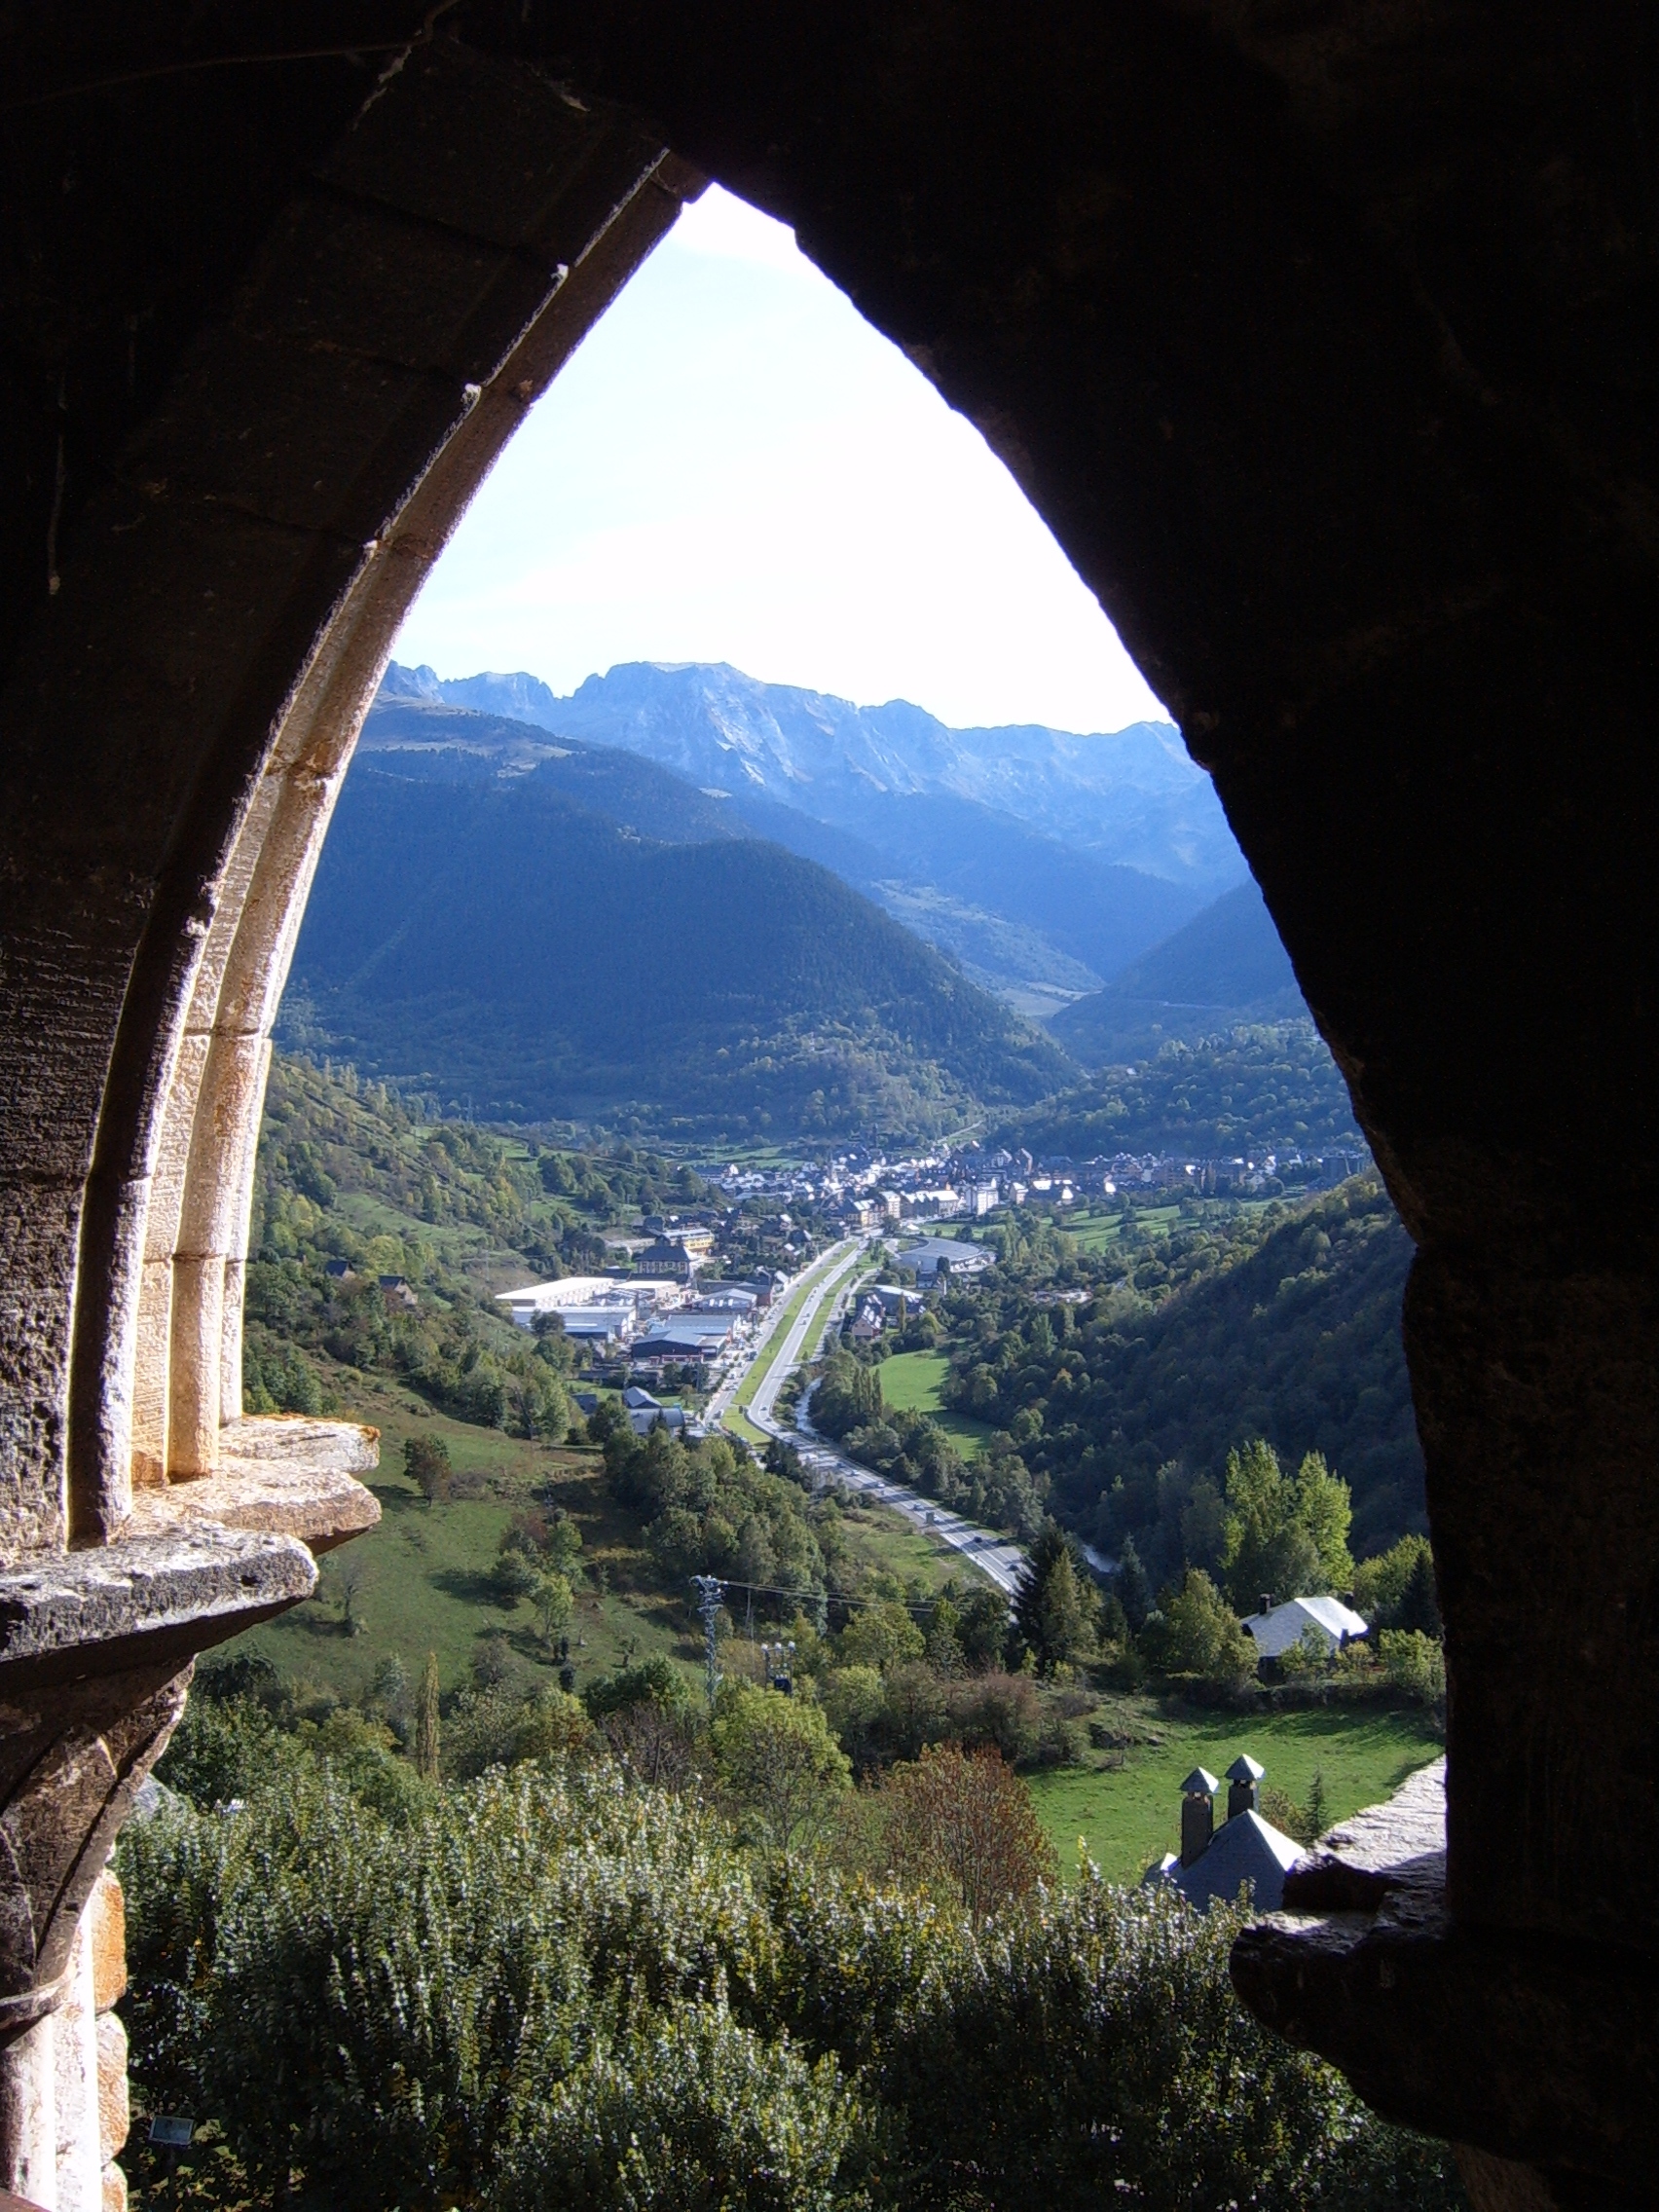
xmin=832 ymin=1494 xmax=996 ymax=1596
xmin=226 ymin=1371 xmax=698 ymax=1702
xmin=223 ymin=1342 xmax=982 ymax=1699
xmin=1024 ymin=1698 xmax=1442 ymax=1884
xmin=877 ymin=1348 xmax=994 ymax=1458
xmin=1063 ymin=1202 xmax=1182 ymax=1253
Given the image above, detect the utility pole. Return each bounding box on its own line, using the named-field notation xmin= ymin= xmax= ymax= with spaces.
xmin=691 ymin=1575 xmax=723 ymax=1713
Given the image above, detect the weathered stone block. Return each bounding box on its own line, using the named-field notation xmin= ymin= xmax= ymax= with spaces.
xmin=123 ymin=324 xmax=472 ymax=545
xmin=0 ymin=1527 xmax=315 ymax=1691
xmin=240 ymin=191 xmax=556 ymax=386
xmin=94 ymin=2016 xmax=127 ymax=2167
xmin=315 ymin=40 xmax=661 ymax=262
xmin=86 ymin=1876 xmax=125 ymax=2016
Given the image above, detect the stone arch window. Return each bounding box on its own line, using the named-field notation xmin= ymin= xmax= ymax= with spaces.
xmin=0 ymin=47 xmax=703 ymax=2199
xmin=3 ymin=13 xmax=1655 ymax=2210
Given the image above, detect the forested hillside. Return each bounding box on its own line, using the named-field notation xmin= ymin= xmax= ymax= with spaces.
xmin=940 ymin=1179 xmax=1423 ymax=1571
xmin=287 ymin=763 xmax=1072 ymax=1137
xmin=1052 ymin=883 xmax=1306 ymax=1064
xmin=242 ymin=1053 xmax=704 ymax=1429
xmin=999 ymin=1020 xmax=1365 ymax=1161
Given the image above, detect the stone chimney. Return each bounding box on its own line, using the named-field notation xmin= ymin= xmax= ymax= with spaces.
xmin=1226 ymin=1752 xmax=1265 ymax=1821
xmin=1180 ymin=1767 xmax=1219 ymax=1866
xmin=1259 ymin=1592 xmax=1273 ymax=1616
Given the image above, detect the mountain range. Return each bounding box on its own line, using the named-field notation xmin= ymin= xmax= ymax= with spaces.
xmin=378 ymin=661 xmax=1254 ymax=1012
xmin=290 ymin=664 xmax=1315 ymax=1134
xmin=286 ymin=742 xmax=1074 ymax=1138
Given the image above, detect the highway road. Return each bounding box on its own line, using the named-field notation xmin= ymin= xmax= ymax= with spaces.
xmin=729 ymin=1238 xmax=1029 ymax=1597
xmin=743 ymin=1238 xmax=868 ymax=1431
xmin=790 ymin=1403 xmax=1028 ymax=1596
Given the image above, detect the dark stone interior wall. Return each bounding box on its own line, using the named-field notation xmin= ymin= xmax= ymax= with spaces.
xmin=2 ymin=3 xmax=1656 ymax=2192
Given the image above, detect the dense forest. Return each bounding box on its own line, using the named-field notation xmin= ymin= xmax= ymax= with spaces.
xmin=934 ymin=1179 xmax=1423 ymax=1570
xmin=285 ymin=763 xmax=1072 ymax=1138
xmin=1051 ymin=883 xmax=1306 ymax=1064
xmin=998 ymin=1020 xmax=1366 ymax=1162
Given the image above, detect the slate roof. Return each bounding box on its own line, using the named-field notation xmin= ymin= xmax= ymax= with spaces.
xmin=1239 ymin=1593 xmax=1369 ymax=1659
xmin=1144 ymin=1811 xmax=1304 ymax=1912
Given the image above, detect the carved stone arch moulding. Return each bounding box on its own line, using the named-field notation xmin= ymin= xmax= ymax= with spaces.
xmin=54 ymin=48 xmax=702 ymax=1551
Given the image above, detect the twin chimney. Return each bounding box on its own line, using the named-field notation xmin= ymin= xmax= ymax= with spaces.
xmin=1178 ymin=1754 xmax=1271 ymax=1867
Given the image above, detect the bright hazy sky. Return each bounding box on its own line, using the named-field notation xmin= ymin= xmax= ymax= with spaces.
xmin=394 ymin=186 xmax=1167 ymax=735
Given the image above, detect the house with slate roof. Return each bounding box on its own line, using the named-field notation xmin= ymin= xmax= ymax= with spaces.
xmin=1240 ymin=1594 xmax=1369 ymax=1670
xmin=1144 ymin=1754 xmax=1305 ymax=1911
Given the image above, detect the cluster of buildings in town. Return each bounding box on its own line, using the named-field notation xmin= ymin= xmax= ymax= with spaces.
xmin=496 ymin=1252 xmax=788 ymax=1374
xmin=712 ymin=1134 xmax=1372 ymax=1235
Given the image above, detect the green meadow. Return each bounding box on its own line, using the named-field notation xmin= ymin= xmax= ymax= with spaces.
xmin=1024 ymin=1698 xmax=1442 ymax=1884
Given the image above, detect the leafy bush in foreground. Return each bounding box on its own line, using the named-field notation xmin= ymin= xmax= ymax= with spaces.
xmin=120 ymin=1736 xmax=1462 ymax=2212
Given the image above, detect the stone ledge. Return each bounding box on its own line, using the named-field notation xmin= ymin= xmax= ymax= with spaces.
xmin=217 ymin=1414 xmax=379 ymax=1474
xmin=1231 ymin=1759 xmax=1658 ymax=2191
xmin=0 ymin=1527 xmax=315 ymax=1693
xmin=1276 ymin=1756 xmax=1447 ymax=1913
xmin=133 ymin=1416 xmax=383 ymax=1556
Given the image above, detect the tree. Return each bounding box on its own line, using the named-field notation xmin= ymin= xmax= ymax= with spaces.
xmin=1219 ymin=1440 xmax=1320 ymax=1610
xmin=1278 ymin=1621 xmax=1335 ymax=1682
xmin=1117 ymin=1534 xmax=1152 ymax=1633
xmin=880 ymin=1744 xmax=1058 ymax=1916
xmin=955 ymin=1584 xmax=1011 ymax=1671
xmin=1395 ymin=1545 xmax=1442 ymax=1636
xmin=532 ymin=1567 xmax=574 ymax=1650
xmin=414 ymin=1651 xmax=441 ymax=1780
xmin=1305 ymin=1769 xmax=1329 ymax=1842
xmin=711 ymin=1684 xmax=851 ymax=1853
xmin=1013 ymin=1521 xmax=1097 ymax=1676
xmin=333 ymin=1561 xmax=367 ymax=1637
xmin=1290 ymin=1452 xmax=1355 ymax=1592
xmin=923 ymin=1596 xmax=965 ymax=1675
xmin=838 ymin=1601 xmax=925 ymax=1673
xmin=1179 ymin=1473 xmax=1227 ymax=1575
xmin=1146 ymin=1569 xmax=1257 ymax=1691
xmin=491 ymin=1548 xmax=537 ymax=1605
xmin=1351 ymin=1532 xmax=1432 ymax=1624
xmin=404 ymin=1431 xmax=453 ymax=1505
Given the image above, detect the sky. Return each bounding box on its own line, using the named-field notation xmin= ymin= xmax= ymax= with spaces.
xmin=394 ymin=186 xmax=1167 ymax=736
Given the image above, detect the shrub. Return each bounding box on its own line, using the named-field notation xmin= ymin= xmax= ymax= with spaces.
xmin=1278 ymin=1621 xmax=1337 ymax=1684
xmin=1378 ymin=1629 xmax=1446 ymax=1705
xmin=879 ymin=1745 xmax=1057 ymax=1916
xmin=404 ymin=1432 xmax=453 ymax=1503
xmin=490 ymin=1549 xmax=537 ymax=1604
xmin=948 ymin=1670 xmax=1044 ymax=1766
xmin=584 ymin=1653 xmax=695 ymax=1720
xmin=120 ymin=1711 xmax=1466 ymax=2212
xmin=499 ymin=2001 xmax=866 ymax=2212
